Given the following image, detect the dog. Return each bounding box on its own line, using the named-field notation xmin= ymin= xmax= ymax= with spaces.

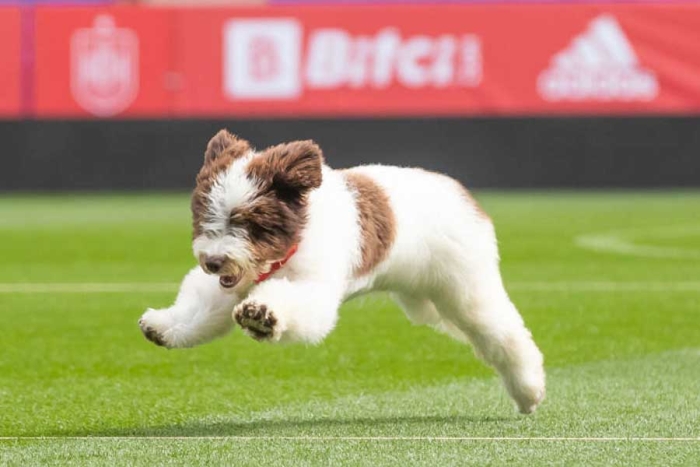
xmin=139 ymin=129 xmax=546 ymax=414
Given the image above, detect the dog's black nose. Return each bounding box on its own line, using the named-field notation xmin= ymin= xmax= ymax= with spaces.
xmin=205 ymin=256 xmax=225 ymax=273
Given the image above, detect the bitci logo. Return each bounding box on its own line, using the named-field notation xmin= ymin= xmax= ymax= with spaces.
xmin=222 ymin=18 xmax=482 ymax=100
xmin=71 ymin=15 xmax=139 ymax=117
xmin=223 ymin=19 xmax=303 ymax=99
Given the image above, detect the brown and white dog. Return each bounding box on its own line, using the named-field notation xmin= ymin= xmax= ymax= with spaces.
xmin=139 ymin=129 xmax=546 ymax=414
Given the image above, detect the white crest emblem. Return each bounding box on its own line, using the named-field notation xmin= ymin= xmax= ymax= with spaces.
xmin=71 ymin=15 xmax=139 ymax=117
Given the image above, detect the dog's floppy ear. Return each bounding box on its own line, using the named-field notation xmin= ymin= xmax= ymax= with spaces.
xmin=204 ymin=129 xmax=251 ymax=164
xmin=250 ymin=140 xmax=324 ymax=193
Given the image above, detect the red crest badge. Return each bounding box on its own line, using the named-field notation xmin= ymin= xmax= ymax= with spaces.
xmin=70 ymin=15 xmax=139 ymax=117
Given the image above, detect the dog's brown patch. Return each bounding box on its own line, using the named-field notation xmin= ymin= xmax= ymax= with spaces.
xmin=237 ymin=140 xmax=324 ymax=264
xmin=229 ymin=194 xmax=306 ymax=264
xmin=191 ymin=130 xmax=252 ymax=237
xmin=344 ymin=171 xmax=396 ymax=277
xmin=247 ymin=140 xmax=323 ymax=192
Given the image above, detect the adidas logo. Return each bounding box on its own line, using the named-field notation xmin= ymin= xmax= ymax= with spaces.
xmin=538 ymin=14 xmax=658 ymax=102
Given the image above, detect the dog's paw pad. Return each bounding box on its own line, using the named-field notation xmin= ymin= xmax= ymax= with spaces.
xmin=139 ymin=318 xmax=167 ymax=347
xmin=234 ymin=301 xmax=278 ymax=341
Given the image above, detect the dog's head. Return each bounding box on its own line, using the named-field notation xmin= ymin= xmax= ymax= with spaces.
xmin=191 ymin=129 xmax=323 ymax=289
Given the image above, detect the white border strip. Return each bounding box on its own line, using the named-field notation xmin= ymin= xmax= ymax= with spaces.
xmin=575 ymin=225 xmax=700 ymax=260
xmin=0 ymin=436 xmax=697 ymax=442
xmin=0 ymin=283 xmax=178 ymax=293
xmin=1 ymin=282 xmax=699 ymax=294
xmin=508 ymin=282 xmax=700 ymax=292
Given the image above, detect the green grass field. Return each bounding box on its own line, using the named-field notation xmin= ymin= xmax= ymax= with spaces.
xmin=0 ymin=192 xmax=699 ymax=466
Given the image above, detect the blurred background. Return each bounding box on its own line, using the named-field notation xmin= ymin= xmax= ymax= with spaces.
xmin=0 ymin=0 xmax=698 ymax=191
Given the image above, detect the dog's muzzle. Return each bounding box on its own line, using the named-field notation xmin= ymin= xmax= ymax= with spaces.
xmin=200 ymin=255 xmax=243 ymax=289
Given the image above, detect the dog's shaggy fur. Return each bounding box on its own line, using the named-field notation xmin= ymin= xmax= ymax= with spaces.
xmin=139 ymin=130 xmax=546 ymax=414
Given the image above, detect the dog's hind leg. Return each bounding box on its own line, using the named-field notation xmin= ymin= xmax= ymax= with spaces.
xmin=139 ymin=266 xmax=240 ymax=348
xmin=432 ymin=268 xmax=546 ymax=414
xmin=392 ymin=293 xmax=467 ymax=343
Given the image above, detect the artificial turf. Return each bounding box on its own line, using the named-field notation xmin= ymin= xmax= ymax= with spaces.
xmin=0 ymin=192 xmax=698 ymax=466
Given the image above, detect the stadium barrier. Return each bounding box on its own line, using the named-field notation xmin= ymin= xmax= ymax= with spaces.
xmin=0 ymin=4 xmax=699 ymax=190
xmin=1 ymin=4 xmax=699 ymax=118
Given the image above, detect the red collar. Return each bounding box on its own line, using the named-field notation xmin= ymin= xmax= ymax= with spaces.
xmin=255 ymin=244 xmax=299 ymax=284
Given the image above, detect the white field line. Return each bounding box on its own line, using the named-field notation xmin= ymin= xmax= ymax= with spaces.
xmin=575 ymin=225 xmax=700 ymax=260
xmin=0 ymin=283 xmax=177 ymax=293
xmin=508 ymin=282 xmax=700 ymax=292
xmin=0 ymin=436 xmax=698 ymax=442
xmin=1 ymin=281 xmax=700 ymax=294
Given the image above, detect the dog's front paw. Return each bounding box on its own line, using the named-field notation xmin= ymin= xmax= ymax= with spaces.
xmin=234 ymin=301 xmax=280 ymax=342
xmin=139 ymin=308 xmax=175 ymax=348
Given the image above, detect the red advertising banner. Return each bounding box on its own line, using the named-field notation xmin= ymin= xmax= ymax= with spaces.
xmin=33 ymin=7 xmax=171 ymax=117
xmin=0 ymin=8 xmax=22 ymax=117
xmin=31 ymin=4 xmax=700 ymax=118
